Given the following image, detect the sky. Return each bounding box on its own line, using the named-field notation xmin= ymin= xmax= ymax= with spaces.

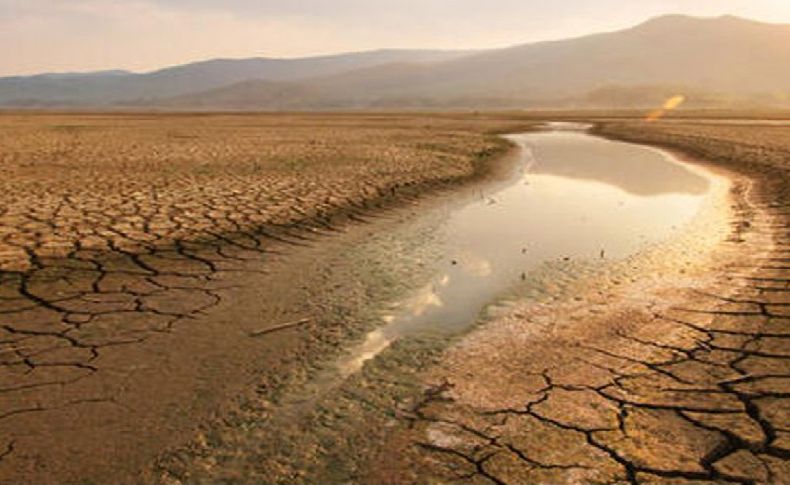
xmin=2 ymin=0 xmax=790 ymax=76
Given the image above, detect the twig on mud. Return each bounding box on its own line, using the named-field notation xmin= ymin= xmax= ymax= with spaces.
xmin=249 ymin=318 xmax=311 ymax=337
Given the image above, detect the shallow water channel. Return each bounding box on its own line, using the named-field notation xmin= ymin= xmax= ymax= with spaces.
xmin=337 ymin=124 xmax=712 ymax=375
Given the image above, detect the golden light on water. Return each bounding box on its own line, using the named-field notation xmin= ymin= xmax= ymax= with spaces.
xmin=645 ymin=94 xmax=686 ymax=122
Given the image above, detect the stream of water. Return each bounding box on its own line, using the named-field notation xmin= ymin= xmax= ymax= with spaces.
xmin=337 ymin=123 xmax=712 ymax=375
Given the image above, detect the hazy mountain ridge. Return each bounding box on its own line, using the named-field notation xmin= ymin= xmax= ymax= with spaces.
xmin=0 ymin=49 xmax=474 ymax=106
xmin=269 ymin=14 xmax=790 ymax=108
xmin=3 ymin=15 xmax=789 ymax=109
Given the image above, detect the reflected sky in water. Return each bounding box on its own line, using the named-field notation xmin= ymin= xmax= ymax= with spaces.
xmin=338 ymin=129 xmax=712 ymax=375
xmin=524 ymin=131 xmax=709 ymax=196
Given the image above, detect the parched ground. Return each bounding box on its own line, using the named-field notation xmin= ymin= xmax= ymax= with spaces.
xmin=375 ymin=121 xmax=790 ymax=485
xmin=0 ymin=112 xmax=534 ymax=484
xmin=1 ymin=114 xmax=788 ymax=484
xmin=0 ymin=112 xmax=526 ymax=272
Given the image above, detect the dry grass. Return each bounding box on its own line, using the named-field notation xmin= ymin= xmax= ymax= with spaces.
xmin=0 ymin=112 xmax=532 ymax=271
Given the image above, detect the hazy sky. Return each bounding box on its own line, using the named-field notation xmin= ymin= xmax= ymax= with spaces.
xmin=2 ymin=0 xmax=790 ymax=76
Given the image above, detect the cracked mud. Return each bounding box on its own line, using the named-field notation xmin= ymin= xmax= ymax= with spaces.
xmin=0 ymin=113 xmax=529 ymax=483
xmin=0 ymin=115 xmax=787 ymax=484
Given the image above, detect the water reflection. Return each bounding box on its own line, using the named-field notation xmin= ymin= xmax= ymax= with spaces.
xmin=337 ymin=128 xmax=713 ymax=376
xmin=403 ymin=279 xmax=446 ymax=316
xmin=520 ymin=132 xmax=709 ymax=196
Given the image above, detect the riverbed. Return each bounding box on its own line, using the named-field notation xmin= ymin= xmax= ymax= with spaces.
xmin=152 ymin=122 xmax=737 ymax=483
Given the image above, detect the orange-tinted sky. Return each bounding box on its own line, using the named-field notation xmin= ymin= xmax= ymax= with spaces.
xmin=2 ymin=0 xmax=789 ymax=76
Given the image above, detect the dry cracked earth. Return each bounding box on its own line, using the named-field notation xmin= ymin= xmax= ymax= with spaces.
xmin=0 ymin=112 xmax=529 ymax=483
xmin=0 ymin=113 xmax=788 ymax=484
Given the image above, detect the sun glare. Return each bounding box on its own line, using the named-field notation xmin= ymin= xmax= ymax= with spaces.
xmin=645 ymin=94 xmax=686 ymax=121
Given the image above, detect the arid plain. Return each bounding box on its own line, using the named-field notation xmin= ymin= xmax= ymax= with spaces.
xmin=0 ymin=112 xmax=788 ymax=484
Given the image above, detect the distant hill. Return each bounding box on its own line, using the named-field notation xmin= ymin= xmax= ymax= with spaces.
xmin=0 ymin=49 xmax=473 ymax=106
xmin=3 ymin=15 xmax=789 ymax=109
xmin=153 ymin=79 xmax=334 ymax=110
xmin=23 ymin=70 xmax=132 ymax=81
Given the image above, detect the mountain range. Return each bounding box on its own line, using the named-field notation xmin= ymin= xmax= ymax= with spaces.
xmin=2 ymin=14 xmax=789 ymax=110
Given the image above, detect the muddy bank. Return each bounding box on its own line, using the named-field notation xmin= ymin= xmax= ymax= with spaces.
xmin=0 ymin=114 xmax=531 ymax=484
